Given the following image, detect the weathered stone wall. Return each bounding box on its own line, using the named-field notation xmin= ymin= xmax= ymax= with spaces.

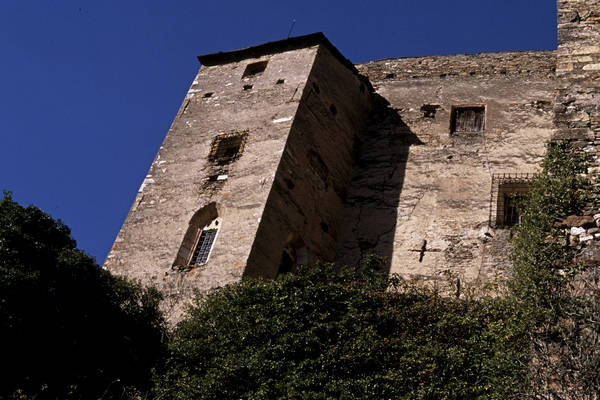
xmin=555 ymin=0 xmax=600 ymax=264
xmin=360 ymin=51 xmax=556 ymax=81
xmin=104 ymin=45 xmax=319 ymax=318
xmin=107 ymin=10 xmax=600 ymax=314
xmin=556 ymin=0 xmax=600 ymax=190
xmin=336 ymin=53 xmax=556 ymax=285
xmin=244 ymin=45 xmax=371 ymax=278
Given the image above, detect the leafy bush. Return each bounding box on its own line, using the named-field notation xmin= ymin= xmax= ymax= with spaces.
xmin=508 ymin=141 xmax=600 ymax=398
xmin=155 ymin=263 xmax=529 ymax=400
xmin=510 ymin=140 xmax=589 ymax=309
xmin=0 ymin=193 xmax=166 ymax=399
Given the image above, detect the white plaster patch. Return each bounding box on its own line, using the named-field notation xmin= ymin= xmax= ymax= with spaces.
xmin=272 ymin=116 xmax=293 ymax=124
xmin=571 ymin=227 xmax=586 ymax=235
xmin=580 ymin=235 xmax=594 ymax=242
xmin=217 ymin=175 xmax=228 ymax=181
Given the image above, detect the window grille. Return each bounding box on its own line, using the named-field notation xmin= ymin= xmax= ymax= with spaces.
xmin=208 ymin=132 xmax=247 ymax=164
xmin=451 ymin=106 xmax=485 ymax=133
xmin=191 ymin=229 xmax=217 ymax=265
xmin=489 ymin=173 xmax=533 ymax=228
xmin=503 ymin=193 xmax=523 ymax=226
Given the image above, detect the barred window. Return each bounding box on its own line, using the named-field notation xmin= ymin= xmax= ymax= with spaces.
xmin=451 ymin=106 xmax=485 ymax=133
xmin=172 ymin=203 xmax=220 ymax=269
xmin=208 ymin=132 xmax=247 ymax=165
xmin=191 ymin=229 xmax=217 ymax=265
xmin=503 ymin=193 xmax=524 ymax=226
xmin=489 ymin=173 xmax=532 ymax=228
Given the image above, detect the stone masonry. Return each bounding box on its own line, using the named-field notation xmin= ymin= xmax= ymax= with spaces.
xmin=554 ymin=0 xmax=600 ymax=266
xmin=105 ymin=0 xmax=600 ymax=319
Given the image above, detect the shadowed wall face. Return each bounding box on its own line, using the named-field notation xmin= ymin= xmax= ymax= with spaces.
xmin=244 ymin=45 xmax=372 ymax=278
xmin=337 ymin=52 xmax=556 ymax=285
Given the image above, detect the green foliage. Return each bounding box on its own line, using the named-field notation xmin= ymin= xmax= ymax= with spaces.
xmin=0 ymin=193 xmax=166 ymax=400
xmin=507 ymin=141 xmax=600 ymax=397
xmin=510 ymin=141 xmax=589 ymax=311
xmin=155 ymin=263 xmax=529 ymax=399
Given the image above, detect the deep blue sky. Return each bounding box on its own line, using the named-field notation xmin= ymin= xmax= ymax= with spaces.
xmin=1 ymin=0 xmax=557 ymax=264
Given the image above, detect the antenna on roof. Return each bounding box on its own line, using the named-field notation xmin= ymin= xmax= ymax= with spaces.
xmin=287 ymin=19 xmax=296 ymax=39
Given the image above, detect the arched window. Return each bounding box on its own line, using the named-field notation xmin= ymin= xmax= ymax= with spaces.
xmin=173 ymin=203 xmax=220 ymax=268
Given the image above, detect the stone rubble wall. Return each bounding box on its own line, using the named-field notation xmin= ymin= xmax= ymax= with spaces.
xmin=336 ymin=53 xmax=556 ymax=285
xmin=555 ymin=0 xmax=600 ymax=266
xmin=358 ymin=50 xmax=556 ymax=82
xmin=556 ymin=0 xmax=600 ymax=193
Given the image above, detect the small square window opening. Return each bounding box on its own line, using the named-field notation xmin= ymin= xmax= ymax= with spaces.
xmin=451 ymin=105 xmax=485 ymax=133
xmin=208 ymin=132 xmax=248 ymax=165
xmin=242 ymin=60 xmax=268 ymax=78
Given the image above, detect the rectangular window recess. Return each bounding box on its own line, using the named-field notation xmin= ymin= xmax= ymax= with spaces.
xmin=208 ymin=132 xmax=248 ymax=165
xmin=242 ymin=60 xmax=268 ymax=78
xmin=451 ymin=105 xmax=485 ymax=133
xmin=489 ymin=173 xmax=533 ymax=228
xmin=191 ymin=229 xmax=217 ymax=264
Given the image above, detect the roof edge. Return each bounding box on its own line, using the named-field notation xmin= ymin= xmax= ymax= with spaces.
xmin=198 ymin=32 xmax=373 ymax=92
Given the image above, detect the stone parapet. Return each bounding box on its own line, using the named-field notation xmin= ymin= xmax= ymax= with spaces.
xmin=357 ymin=51 xmax=556 ymax=82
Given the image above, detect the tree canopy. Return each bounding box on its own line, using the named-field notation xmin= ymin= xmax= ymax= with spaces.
xmin=0 ymin=192 xmax=166 ymax=399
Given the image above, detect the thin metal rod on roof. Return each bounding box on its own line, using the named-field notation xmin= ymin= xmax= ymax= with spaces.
xmin=287 ymin=19 xmax=296 ymax=39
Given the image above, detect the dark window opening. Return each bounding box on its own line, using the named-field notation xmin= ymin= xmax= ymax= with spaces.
xmin=191 ymin=229 xmax=217 ymax=264
xmin=385 ymin=73 xmax=395 ymax=79
xmin=278 ymin=251 xmax=294 ymax=275
xmin=451 ymin=106 xmax=485 ymax=133
xmin=242 ymin=60 xmax=268 ymax=78
xmin=276 ymin=79 xmax=285 ymax=84
xmin=421 ymin=104 xmax=440 ymax=119
xmin=329 ymin=104 xmax=337 ymax=116
xmin=208 ymin=132 xmax=248 ymax=165
xmin=503 ymin=194 xmax=523 ymax=226
xmin=321 ymin=222 xmax=329 ymax=233
xmin=491 ymin=175 xmax=531 ymax=228
xmin=277 ymin=237 xmax=308 ymax=276
xmin=203 ymin=92 xmax=213 ymax=98
xmin=243 ymin=84 xmax=253 ymax=90
xmin=284 ymin=178 xmax=295 ymax=190
xmin=308 ymin=150 xmax=329 ymax=184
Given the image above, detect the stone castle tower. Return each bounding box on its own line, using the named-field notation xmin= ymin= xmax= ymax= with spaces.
xmin=104 ymin=0 xmax=600 ymax=316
